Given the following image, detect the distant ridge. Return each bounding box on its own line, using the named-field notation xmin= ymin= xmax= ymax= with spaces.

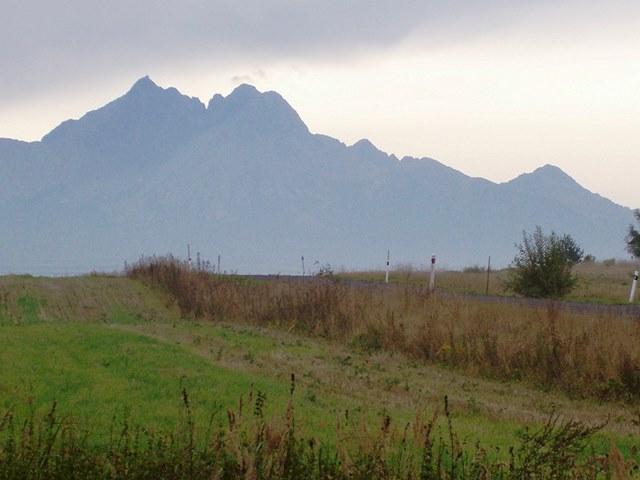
xmin=0 ymin=77 xmax=634 ymax=275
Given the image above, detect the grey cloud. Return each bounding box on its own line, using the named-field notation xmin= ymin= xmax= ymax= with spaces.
xmin=1 ymin=2 xmax=351 ymax=101
xmin=6 ymin=1 xmax=432 ymax=58
xmin=1 ymin=2 xmax=519 ymax=90
xmin=231 ymin=69 xmax=267 ymax=84
xmin=231 ymin=75 xmax=255 ymax=84
xmin=0 ymin=0 xmax=583 ymax=104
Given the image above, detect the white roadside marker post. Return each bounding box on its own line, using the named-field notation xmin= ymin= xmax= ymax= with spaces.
xmin=301 ymin=255 xmax=305 ymax=276
xmin=385 ymin=250 xmax=390 ymax=284
xmin=630 ymin=270 xmax=639 ymax=304
xmin=429 ymin=255 xmax=436 ymax=291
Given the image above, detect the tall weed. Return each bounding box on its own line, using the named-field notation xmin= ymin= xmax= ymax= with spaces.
xmin=0 ymin=390 xmax=616 ymax=479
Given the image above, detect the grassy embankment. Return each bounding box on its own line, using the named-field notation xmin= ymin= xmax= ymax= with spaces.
xmin=1 ymin=259 xmax=639 ymax=477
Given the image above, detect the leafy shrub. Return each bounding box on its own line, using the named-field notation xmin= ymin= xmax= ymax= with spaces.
xmin=505 ymin=226 xmax=581 ymax=298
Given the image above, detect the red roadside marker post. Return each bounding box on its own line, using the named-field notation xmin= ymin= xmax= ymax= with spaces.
xmin=429 ymin=255 xmax=436 ymax=291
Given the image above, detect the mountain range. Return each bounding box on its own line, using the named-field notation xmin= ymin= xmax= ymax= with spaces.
xmin=0 ymin=76 xmax=635 ymax=275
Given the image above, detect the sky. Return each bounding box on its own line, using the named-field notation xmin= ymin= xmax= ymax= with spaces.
xmin=2 ymin=0 xmax=639 ymax=209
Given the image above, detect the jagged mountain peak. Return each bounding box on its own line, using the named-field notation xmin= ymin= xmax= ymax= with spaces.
xmin=505 ymin=164 xmax=580 ymax=190
xmin=528 ymin=164 xmax=573 ymax=181
xmin=121 ymin=76 xmax=205 ymax=111
xmin=348 ymin=138 xmax=397 ymax=165
xmin=499 ymin=163 xmax=618 ymax=218
xmin=42 ymin=77 xmax=205 ymax=144
xmin=207 ymin=84 xmax=269 ymax=109
xmin=206 ymin=84 xmax=309 ymax=136
xmin=230 ymin=83 xmax=260 ymax=97
xmin=351 ymin=138 xmax=378 ymax=152
xmin=127 ymin=75 xmax=158 ymax=94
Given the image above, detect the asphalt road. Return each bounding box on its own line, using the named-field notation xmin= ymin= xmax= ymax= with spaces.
xmin=243 ymin=274 xmax=640 ymax=318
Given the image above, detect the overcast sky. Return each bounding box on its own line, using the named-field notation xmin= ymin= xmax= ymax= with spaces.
xmin=2 ymin=0 xmax=639 ymax=209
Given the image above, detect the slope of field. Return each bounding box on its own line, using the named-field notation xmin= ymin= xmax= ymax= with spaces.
xmin=1 ymin=272 xmax=639 ymax=472
xmin=0 ymin=274 xmax=174 ymax=325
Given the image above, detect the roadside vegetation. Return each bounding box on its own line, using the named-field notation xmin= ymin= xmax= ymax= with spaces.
xmin=0 ymin=386 xmax=613 ymax=479
xmin=504 ymin=227 xmax=583 ymax=299
xmin=342 ymin=258 xmax=638 ymax=303
xmin=126 ymin=255 xmax=640 ymax=403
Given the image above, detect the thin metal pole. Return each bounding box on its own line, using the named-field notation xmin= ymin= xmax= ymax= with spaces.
xmin=485 ymin=256 xmax=491 ymax=295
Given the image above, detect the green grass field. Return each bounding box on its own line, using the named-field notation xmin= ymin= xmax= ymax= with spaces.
xmin=1 ymin=267 xmax=640 ymax=477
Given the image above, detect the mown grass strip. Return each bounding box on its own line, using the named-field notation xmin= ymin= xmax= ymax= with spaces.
xmin=0 ymin=323 xmax=292 ymax=445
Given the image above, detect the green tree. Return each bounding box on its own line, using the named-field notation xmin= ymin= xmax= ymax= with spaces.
xmin=505 ymin=226 xmax=580 ymax=298
xmin=626 ymin=209 xmax=640 ymax=259
xmin=558 ymin=233 xmax=584 ymax=264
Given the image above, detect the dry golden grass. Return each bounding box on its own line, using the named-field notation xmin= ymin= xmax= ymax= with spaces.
xmin=572 ymin=260 xmax=640 ymax=302
xmin=0 ymin=274 xmax=174 ymax=324
xmin=127 ymin=256 xmax=640 ymax=403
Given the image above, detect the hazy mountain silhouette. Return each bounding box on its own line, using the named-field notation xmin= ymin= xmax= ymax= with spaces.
xmin=0 ymin=77 xmax=634 ymax=275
